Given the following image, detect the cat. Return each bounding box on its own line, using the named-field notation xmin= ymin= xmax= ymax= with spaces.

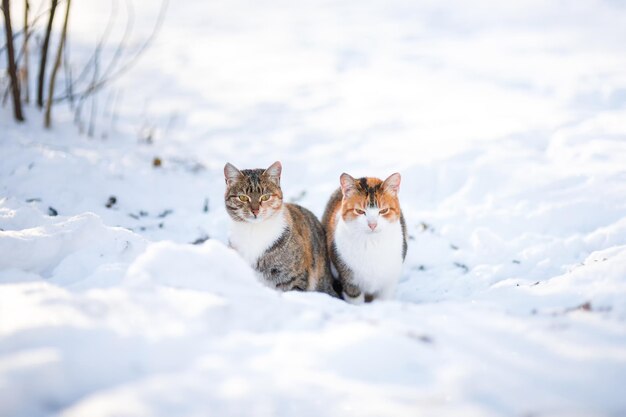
xmin=224 ymin=161 xmax=337 ymax=296
xmin=322 ymin=172 xmax=407 ymax=303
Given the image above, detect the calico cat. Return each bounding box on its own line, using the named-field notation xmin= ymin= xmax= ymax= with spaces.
xmin=224 ymin=161 xmax=336 ymax=296
xmin=322 ymin=173 xmax=407 ymax=303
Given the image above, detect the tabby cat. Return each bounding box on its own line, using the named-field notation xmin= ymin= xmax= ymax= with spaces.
xmin=224 ymin=161 xmax=336 ymax=296
xmin=322 ymin=172 xmax=407 ymax=303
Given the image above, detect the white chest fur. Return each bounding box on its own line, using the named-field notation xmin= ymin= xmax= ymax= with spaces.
xmin=334 ymin=214 xmax=404 ymax=299
xmin=229 ymin=210 xmax=287 ymax=266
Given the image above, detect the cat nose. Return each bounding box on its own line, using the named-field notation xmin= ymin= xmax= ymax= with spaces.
xmin=368 ymin=222 xmax=377 ymax=231
xmin=251 ymin=208 xmax=260 ymax=216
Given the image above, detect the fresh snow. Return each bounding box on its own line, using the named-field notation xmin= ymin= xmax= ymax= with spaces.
xmin=2 ymin=0 xmax=626 ymax=416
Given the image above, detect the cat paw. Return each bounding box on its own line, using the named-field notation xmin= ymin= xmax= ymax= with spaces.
xmin=343 ymin=292 xmax=365 ymax=305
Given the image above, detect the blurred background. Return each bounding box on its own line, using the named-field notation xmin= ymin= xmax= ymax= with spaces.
xmin=4 ymin=0 xmax=626 ymax=242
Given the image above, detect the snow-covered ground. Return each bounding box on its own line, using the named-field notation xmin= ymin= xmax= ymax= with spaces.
xmin=2 ymin=0 xmax=626 ymax=416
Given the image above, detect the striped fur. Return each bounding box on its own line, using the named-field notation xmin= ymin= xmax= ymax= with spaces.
xmin=224 ymin=161 xmax=336 ymax=296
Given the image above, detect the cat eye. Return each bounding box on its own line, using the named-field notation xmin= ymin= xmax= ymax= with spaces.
xmin=354 ymin=208 xmax=365 ymax=215
xmin=238 ymin=195 xmax=250 ymax=202
xmin=379 ymin=208 xmax=389 ymax=215
xmin=260 ymin=194 xmax=271 ymax=202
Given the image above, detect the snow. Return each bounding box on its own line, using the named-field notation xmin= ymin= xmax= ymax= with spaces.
xmin=2 ymin=0 xmax=626 ymax=416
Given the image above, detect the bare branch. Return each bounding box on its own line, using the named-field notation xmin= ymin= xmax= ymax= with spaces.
xmin=37 ymin=0 xmax=58 ymax=108
xmin=53 ymin=0 xmax=168 ymax=103
xmin=69 ymin=0 xmax=120 ymax=92
xmin=22 ymin=0 xmax=30 ymax=103
xmin=5 ymin=0 xmax=50 ymax=108
xmin=44 ymin=0 xmax=70 ymax=127
xmin=93 ymin=0 xmax=134 ymax=91
xmin=62 ymin=27 xmax=73 ymax=107
xmin=0 ymin=0 xmax=64 ymax=54
xmin=2 ymin=0 xmax=25 ymax=121
xmin=87 ymin=45 xmax=99 ymax=137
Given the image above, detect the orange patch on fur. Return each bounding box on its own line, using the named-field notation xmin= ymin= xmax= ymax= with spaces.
xmin=340 ymin=177 xmax=401 ymax=223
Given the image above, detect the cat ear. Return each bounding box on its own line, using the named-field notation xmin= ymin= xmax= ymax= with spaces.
xmin=263 ymin=161 xmax=282 ymax=185
xmin=340 ymin=173 xmax=357 ymax=197
xmin=224 ymin=162 xmax=242 ymax=186
xmin=382 ymin=172 xmax=401 ymax=196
